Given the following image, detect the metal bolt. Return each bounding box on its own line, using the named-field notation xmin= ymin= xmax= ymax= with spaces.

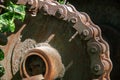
xmin=93 ymin=64 xmax=101 ymax=72
xmin=90 ymin=47 xmax=97 ymax=54
xmin=69 ymin=31 xmax=78 ymax=42
xmin=82 ymin=29 xmax=89 ymax=36
xmin=70 ymin=17 xmax=78 ymax=24
xmin=55 ymin=8 xmax=64 ymax=18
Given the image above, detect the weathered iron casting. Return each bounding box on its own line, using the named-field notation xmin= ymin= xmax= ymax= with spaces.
xmin=20 ymin=43 xmax=65 ymax=80
xmin=0 ymin=0 xmax=112 ymax=80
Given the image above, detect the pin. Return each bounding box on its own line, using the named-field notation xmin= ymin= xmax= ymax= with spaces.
xmin=69 ymin=31 xmax=78 ymax=42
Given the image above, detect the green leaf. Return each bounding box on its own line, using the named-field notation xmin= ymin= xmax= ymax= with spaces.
xmin=0 ymin=64 xmax=5 ymax=77
xmin=8 ymin=20 xmax=15 ymax=32
xmin=0 ymin=49 xmax=4 ymax=61
xmin=58 ymin=0 xmax=65 ymax=4
xmin=13 ymin=5 xmax=26 ymax=21
xmin=6 ymin=1 xmax=26 ymax=21
xmin=0 ymin=15 xmax=8 ymax=32
xmin=0 ymin=1 xmax=26 ymax=32
xmin=0 ymin=13 xmax=15 ymax=32
xmin=0 ymin=12 xmax=13 ymax=21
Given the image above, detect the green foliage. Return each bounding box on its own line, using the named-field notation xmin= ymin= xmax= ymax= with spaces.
xmin=58 ymin=0 xmax=65 ymax=4
xmin=0 ymin=64 xmax=5 ymax=77
xmin=0 ymin=49 xmax=4 ymax=61
xmin=0 ymin=1 xmax=26 ymax=32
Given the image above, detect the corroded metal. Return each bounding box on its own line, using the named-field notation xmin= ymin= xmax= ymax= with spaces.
xmin=0 ymin=0 xmax=112 ymax=80
xmin=20 ymin=43 xmax=65 ymax=80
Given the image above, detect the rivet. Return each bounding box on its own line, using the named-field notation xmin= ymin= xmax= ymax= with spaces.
xmin=90 ymin=47 xmax=97 ymax=54
xmin=93 ymin=64 xmax=101 ymax=72
xmin=82 ymin=29 xmax=89 ymax=36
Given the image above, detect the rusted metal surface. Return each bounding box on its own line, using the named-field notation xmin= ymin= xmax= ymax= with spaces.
xmin=0 ymin=0 xmax=112 ymax=80
xmin=20 ymin=43 xmax=65 ymax=80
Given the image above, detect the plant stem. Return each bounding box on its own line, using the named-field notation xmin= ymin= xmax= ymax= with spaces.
xmin=0 ymin=5 xmax=6 ymax=9
xmin=0 ymin=5 xmax=24 ymax=16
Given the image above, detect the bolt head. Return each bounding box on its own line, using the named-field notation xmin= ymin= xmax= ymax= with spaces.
xmin=93 ymin=64 xmax=101 ymax=72
xmin=90 ymin=47 xmax=97 ymax=54
xmin=82 ymin=29 xmax=89 ymax=36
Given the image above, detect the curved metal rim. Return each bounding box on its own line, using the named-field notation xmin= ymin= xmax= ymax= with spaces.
xmin=20 ymin=49 xmax=52 ymax=79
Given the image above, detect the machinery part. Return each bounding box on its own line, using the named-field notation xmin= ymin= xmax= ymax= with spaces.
xmin=22 ymin=75 xmax=44 ymax=80
xmin=20 ymin=43 xmax=65 ymax=80
xmin=0 ymin=0 xmax=112 ymax=80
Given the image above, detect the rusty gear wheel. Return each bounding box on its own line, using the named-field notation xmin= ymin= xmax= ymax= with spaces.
xmin=0 ymin=0 xmax=112 ymax=80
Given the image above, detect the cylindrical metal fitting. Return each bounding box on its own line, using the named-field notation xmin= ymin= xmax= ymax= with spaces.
xmin=20 ymin=43 xmax=65 ymax=80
